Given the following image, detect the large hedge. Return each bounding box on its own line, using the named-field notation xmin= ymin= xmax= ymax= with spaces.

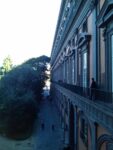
xmin=0 ymin=64 xmax=42 ymax=139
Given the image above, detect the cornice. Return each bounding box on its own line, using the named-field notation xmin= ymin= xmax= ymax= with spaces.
xmin=51 ymin=0 xmax=66 ymax=60
xmin=51 ymin=0 xmax=84 ymax=65
xmin=97 ymin=0 xmax=113 ymax=28
xmin=51 ymin=0 xmax=94 ymax=70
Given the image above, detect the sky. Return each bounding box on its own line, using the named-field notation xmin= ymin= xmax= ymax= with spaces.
xmin=0 ymin=0 xmax=61 ymax=66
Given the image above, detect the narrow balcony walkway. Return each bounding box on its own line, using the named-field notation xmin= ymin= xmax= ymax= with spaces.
xmin=0 ymin=98 xmax=64 ymax=150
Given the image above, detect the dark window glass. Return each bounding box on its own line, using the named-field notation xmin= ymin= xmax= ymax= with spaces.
xmin=82 ymin=20 xmax=87 ymax=32
xmin=80 ymin=119 xmax=88 ymax=147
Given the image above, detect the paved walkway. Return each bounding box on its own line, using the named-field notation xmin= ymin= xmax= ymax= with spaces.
xmin=0 ymin=99 xmax=64 ymax=150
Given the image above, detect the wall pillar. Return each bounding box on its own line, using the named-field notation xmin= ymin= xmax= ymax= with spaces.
xmin=64 ymin=101 xmax=70 ymax=147
xmin=74 ymin=106 xmax=78 ymax=150
xmin=64 ymin=127 xmax=70 ymax=146
xmin=91 ymin=122 xmax=97 ymax=150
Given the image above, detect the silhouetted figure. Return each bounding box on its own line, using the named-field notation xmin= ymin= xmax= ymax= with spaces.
xmin=63 ymin=146 xmax=71 ymax=150
xmin=52 ymin=124 xmax=55 ymax=131
xmin=41 ymin=123 xmax=45 ymax=130
xmin=90 ymin=78 xmax=97 ymax=100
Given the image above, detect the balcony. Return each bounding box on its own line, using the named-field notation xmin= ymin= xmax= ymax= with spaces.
xmin=51 ymin=82 xmax=113 ymax=134
xmin=55 ymin=81 xmax=113 ymax=104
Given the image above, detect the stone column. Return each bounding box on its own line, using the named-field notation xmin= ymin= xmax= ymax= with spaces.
xmin=91 ymin=122 xmax=97 ymax=150
xmin=74 ymin=106 xmax=78 ymax=150
xmin=64 ymin=126 xmax=70 ymax=147
xmin=64 ymin=101 xmax=70 ymax=147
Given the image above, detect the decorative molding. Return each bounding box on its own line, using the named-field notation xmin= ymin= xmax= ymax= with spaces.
xmin=97 ymin=0 xmax=113 ymax=28
xmin=89 ymin=0 xmax=96 ymax=10
xmin=51 ymin=0 xmax=84 ymax=65
xmin=77 ymin=32 xmax=91 ymax=48
xmin=65 ymin=46 xmax=73 ymax=57
xmin=97 ymin=134 xmax=113 ymax=150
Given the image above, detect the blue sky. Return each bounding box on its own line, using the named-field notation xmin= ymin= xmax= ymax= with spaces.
xmin=0 ymin=0 xmax=61 ymax=66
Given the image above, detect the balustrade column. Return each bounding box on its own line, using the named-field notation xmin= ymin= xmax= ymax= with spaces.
xmin=64 ymin=101 xmax=70 ymax=147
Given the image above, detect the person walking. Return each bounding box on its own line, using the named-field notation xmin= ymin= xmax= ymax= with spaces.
xmin=41 ymin=122 xmax=45 ymax=130
xmin=90 ymin=78 xmax=97 ymax=100
xmin=51 ymin=124 xmax=55 ymax=131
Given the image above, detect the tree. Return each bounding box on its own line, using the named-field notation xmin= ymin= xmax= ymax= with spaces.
xmin=0 ymin=65 xmax=38 ymax=138
xmin=2 ymin=55 xmax=13 ymax=74
xmin=0 ymin=55 xmax=50 ymax=139
xmin=23 ymin=55 xmax=50 ymax=96
xmin=23 ymin=55 xmax=50 ymax=71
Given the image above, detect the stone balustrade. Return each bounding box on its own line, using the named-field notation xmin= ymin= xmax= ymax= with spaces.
xmin=54 ymin=83 xmax=113 ymax=135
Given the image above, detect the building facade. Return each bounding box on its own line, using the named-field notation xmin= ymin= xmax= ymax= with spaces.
xmin=51 ymin=0 xmax=113 ymax=150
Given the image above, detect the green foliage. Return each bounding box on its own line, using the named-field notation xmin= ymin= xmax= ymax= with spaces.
xmin=0 ymin=55 xmax=13 ymax=80
xmin=0 ymin=55 xmax=50 ymax=139
xmin=23 ymin=55 xmax=50 ymax=92
xmin=24 ymin=55 xmax=50 ymax=65
xmin=0 ymin=65 xmax=38 ymax=138
xmin=2 ymin=55 xmax=13 ymax=74
xmin=23 ymin=55 xmax=50 ymax=72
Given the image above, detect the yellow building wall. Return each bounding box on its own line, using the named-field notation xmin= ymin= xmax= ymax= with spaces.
xmin=97 ymin=125 xmax=110 ymax=150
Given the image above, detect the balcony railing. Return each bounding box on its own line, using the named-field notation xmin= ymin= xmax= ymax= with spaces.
xmin=52 ymin=81 xmax=113 ymax=135
xmin=54 ymin=81 xmax=113 ymax=103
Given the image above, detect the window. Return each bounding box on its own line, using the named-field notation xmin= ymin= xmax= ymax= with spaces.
xmin=72 ymin=54 xmax=75 ymax=84
xmin=111 ymin=35 xmax=113 ymax=92
xmin=78 ymin=53 xmax=81 ymax=85
xmin=82 ymin=20 xmax=87 ymax=32
xmin=72 ymin=38 xmax=75 ymax=47
xmin=83 ymin=52 xmax=87 ymax=88
xmin=80 ymin=119 xmax=88 ymax=147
